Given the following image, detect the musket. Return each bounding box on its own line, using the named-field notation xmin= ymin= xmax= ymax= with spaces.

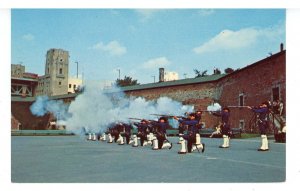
xmin=128 ymin=117 xmax=156 ymax=122
xmin=128 ymin=117 xmax=144 ymax=121
xmin=150 ymin=114 xmax=187 ymax=118
xmin=227 ymin=106 xmax=251 ymax=108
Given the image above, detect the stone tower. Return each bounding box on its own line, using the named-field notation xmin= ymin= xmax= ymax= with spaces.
xmin=37 ymin=49 xmax=69 ymax=96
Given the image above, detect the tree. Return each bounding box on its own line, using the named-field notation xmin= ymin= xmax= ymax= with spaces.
xmin=224 ymin=67 xmax=235 ymax=74
xmin=116 ymin=75 xmax=140 ymax=87
xmin=213 ymin=68 xmax=221 ymax=75
xmin=194 ymin=69 xmax=208 ymax=78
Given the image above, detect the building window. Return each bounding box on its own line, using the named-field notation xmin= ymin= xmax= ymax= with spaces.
xmin=59 ymin=82 xmax=61 ymax=86
xmin=73 ymin=84 xmax=76 ymax=89
xmin=59 ymin=68 xmax=63 ymax=74
xmin=69 ymin=84 xmax=71 ymax=88
xmin=239 ymin=93 xmax=244 ymax=106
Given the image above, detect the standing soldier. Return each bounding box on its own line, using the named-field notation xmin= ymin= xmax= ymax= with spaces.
xmin=195 ymin=110 xmax=202 ymax=124
xmin=212 ymin=107 xmax=231 ymax=148
xmin=247 ymin=102 xmax=270 ymax=151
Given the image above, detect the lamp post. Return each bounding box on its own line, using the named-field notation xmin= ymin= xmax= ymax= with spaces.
xmin=75 ymin=61 xmax=79 ymax=78
xmin=117 ymin=69 xmax=120 ymax=80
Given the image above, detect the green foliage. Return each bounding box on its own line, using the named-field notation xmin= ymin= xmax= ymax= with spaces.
xmin=224 ymin=67 xmax=235 ymax=74
xmin=194 ymin=69 xmax=208 ymax=78
xmin=116 ymin=75 xmax=140 ymax=87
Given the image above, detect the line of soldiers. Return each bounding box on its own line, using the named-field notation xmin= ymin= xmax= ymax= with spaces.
xmin=87 ymin=101 xmax=273 ymax=153
xmin=92 ymin=116 xmax=173 ymax=150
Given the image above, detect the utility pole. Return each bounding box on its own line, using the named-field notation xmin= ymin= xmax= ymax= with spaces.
xmin=75 ymin=61 xmax=79 ymax=78
xmin=152 ymin=75 xmax=155 ymax=83
xmin=117 ymin=69 xmax=120 ymax=80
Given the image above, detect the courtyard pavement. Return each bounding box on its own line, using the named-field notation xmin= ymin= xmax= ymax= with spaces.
xmin=11 ymin=135 xmax=285 ymax=183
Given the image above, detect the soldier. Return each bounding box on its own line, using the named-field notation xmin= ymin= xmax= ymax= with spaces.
xmin=212 ymin=107 xmax=231 ymax=148
xmin=195 ymin=110 xmax=202 ymax=124
xmin=174 ymin=113 xmax=205 ymax=153
xmin=134 ymin=120 xmax=148 ymax=146
xmin=123 ymin=123 xmax=133 ymax=144
xmin=247 ymin=102 xmax=270 ymax=151
xmin=151 ymin=117 xmax=172 ymax=149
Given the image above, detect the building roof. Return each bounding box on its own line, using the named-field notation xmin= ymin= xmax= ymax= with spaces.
xmin=119 ymin=74 xmax=227 ymax=92
xmin=11 ymin=77 xmax=38 ymax=82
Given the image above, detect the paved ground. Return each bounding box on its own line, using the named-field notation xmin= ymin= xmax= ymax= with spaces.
xmin=11 ymin=136 xmax=285 ymax=183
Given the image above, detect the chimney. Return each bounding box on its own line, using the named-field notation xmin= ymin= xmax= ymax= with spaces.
xmin=280 ymin=43 xmax=284 ymax=52
xmin=159 ymin=68 xmax=164 ymax=82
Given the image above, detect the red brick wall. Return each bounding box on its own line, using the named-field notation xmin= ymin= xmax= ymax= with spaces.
xmin=217 ymin=51 xmax=286 ymax=132
xmin=11 ymin=101 xmax=51 ymax=130
xmin=124 ymin=51 xmax=286 ymax=131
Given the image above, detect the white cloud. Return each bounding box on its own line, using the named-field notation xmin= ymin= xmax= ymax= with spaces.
xmin=135 ymin=9 xmax=162 ymax=21
xmin=193 ymin=24 xmax=285 ymax=54
xmin=22 ymin=33 xmax=34 ymax=41
xmin=142 ymin=57 xmax=171 ymax=69
xmin=198 ymin=9 xmax=215 ymax=16
xmin=91 ymin=40 xmax=127 ymax=56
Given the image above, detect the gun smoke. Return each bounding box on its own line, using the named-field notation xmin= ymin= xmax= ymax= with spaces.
xmin=207 ymin=102 xmax=222 ymax=112
xmin=30 ymin=82 xmax=194 ymax=134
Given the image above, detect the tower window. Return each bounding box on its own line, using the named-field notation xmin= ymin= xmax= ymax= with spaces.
xmin=59 ymin=82 xmax=61 ymax=85
xmin=73 ymin=84 xmax=76 ymax=89
xmin=59 ymin=68 xmax=63 ymax=74
xmin=69 ymin=84 xmax=71 ymax=88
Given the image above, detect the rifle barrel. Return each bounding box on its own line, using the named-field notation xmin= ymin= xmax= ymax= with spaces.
xmin=128 ymin=117 xmax=143 ymax=120
xmin=227 ymin=106 xmax=250 ymax=108
xmin=150 ymin=114 xmax=186 ymax=118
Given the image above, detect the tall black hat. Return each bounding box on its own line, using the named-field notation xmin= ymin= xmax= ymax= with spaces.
xmin=223 ymin=107 xmax=230 ymax=112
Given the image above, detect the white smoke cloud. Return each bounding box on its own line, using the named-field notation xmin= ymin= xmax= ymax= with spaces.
xmin=30 ymin=96 xmax=69 ymax=120
xmin=207 ymin=103 xmax=222 ymax=112
xmin=30 ymin=83 xmax=194 ymax=134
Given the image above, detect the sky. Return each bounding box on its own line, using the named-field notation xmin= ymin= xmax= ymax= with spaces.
xmin=3 ymin=4 xmax=300 ymax=191
xmin=11 ymin=9 xmax=285 ymax=85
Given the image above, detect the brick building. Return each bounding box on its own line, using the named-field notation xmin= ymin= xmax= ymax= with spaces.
xmin=121 ymin=48 xmax=286 ymax=132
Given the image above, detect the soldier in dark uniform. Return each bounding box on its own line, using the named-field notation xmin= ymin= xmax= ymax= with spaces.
xmin=134 ymin=120 xmax=148 ymax=146
xmin=154 ymin=117 xmax=169 ymax=149
xmin=174 ymin=113 xmax=205 ymax=153
xmin=113 ymin=123 xmax=123 ymax=143
xmin=212 ymin=107 xmax=231 ymax=148
xmin=195 ymin=110 xmax=202 ymax=124
xmin=123 ymin=123 xmax=133 ymax=144
xmin=248 ymin=102 xmax=270 ymax=151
